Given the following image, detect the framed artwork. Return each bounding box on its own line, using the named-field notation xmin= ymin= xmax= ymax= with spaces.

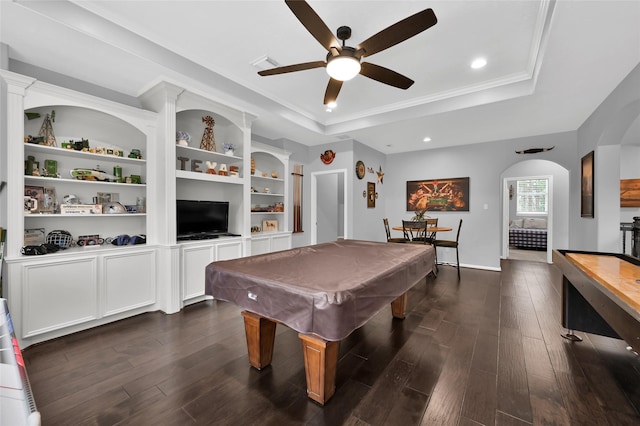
xmin=24 ymin=228 xmax=45 ymax=245
xmin=24 ymin=185 xmax=45 ymax=213
xmin=262 ymin=219 xmax=278 ymax=232
xmin=367 ymin=182 xmax=376 ymax=208
xmin=581 ymin=151 xmax=594 ymax=218
xmin=620 ymin=178 xmax=640 ymax=207
xmin=406 ymin=177 xmax=470 ymax=212
xmin=40 ymin=186 xmax=57 ymax=213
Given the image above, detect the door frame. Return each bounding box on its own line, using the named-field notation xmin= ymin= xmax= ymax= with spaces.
xmin=310 ymin=169 xmax=348 ymax=245
xmin=502 ymin=174 xmax=553 ymax=263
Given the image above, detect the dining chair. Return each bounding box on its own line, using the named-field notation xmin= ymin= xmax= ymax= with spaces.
xmin=384 ymin=218 xmax=406 ymax=243
xmin=402 ymin=220 xmax=429 ymax=244
xmin=424 ymin=217 xmax=438 ymax=244
xmin=433 ymin=219 xmax=463 ymax=278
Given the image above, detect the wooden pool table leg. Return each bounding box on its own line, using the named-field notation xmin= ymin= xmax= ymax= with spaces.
xmin=299 ymin=333 xmax=340 ymax=405
xmin=241 ymin=311 xmax=276 ymax=370
xmin=391 ymin=293 xmax=408 ymax=319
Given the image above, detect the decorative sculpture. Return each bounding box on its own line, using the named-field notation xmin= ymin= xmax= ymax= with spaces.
xmin=515 ymin=146 xmax=555 ymax=154
xmin=320 ymin=149 xmax=335 ymax=165
xmin=38 ymin=110 xmax=57 ymax=147
xmin=200 ymin=115 xmax=216 ymax=152
xmin=376 ymin=166 xmax=384 ymax=184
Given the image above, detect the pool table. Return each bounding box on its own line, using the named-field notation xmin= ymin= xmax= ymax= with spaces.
xmin=205 ymin=239 xmax=435 ymax=404
xmin=553 ymin=249 xmax=640 ymax=347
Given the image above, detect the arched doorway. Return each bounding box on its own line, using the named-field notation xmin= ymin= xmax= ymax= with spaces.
xmin=501 ymin=160 xmax=570 ymax=263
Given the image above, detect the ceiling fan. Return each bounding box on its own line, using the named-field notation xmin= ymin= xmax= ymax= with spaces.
xmin=258 ymin=0 xmax=438 ymax=106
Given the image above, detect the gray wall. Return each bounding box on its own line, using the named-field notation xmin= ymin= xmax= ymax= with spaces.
xmin=247 ymin=63 xmax=640 ymax=268
xmin=575 ymin=63 xmax=640 ymax=252
xmin=385 ymin=132 xmax=576 ymax=270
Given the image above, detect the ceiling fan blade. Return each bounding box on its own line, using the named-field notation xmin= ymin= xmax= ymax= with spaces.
xmin=357 ymin=8 xmax=437 ymax=58
xmin=359 ymin=62 xmax=414 ymax=89
xmin=285 ymin=0 xmax=341 ymax=52
xmin=324 ymin=78 xmax=343 ymax=105
xmin=258 ymin=61 xmax=326 ymax=76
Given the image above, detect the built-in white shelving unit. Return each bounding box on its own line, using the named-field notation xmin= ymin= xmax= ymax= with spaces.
xmin=0 ymin=73 xmax=294 ymax=349
xmin=250 ymin=144 xmax=292 ymax=255
xmin=1 ymin=70 xmax=158 ymax=347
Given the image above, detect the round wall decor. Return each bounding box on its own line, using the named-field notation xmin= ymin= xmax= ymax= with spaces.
xmin=355 ymin=160 xmax=365 ymax=179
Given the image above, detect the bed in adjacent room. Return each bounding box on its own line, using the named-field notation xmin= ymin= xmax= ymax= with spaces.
xmin=509 ymin=217 xmax=548 ymax=250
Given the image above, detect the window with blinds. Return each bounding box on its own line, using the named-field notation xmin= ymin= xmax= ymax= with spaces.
xmin=517 ymin=178 xmax=548 ymax=215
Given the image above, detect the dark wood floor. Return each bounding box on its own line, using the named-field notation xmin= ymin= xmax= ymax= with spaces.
xmin=22 ymin=260 xmax=640 ymax=425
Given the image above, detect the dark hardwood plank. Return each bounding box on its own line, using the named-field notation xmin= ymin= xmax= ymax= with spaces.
xmin=460 ymin=368 xmax=497 ymax=425
xmin=527 ymin=373 xmax=571 ymax=425
xmin=419 ymin=325 xmax=478 ymax=424
xmin=19 ymin=259 xmax=640 ymax=426
xmin=497 ymin=326 xmax=533 ymax=423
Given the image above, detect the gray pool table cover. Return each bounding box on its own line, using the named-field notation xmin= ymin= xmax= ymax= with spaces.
xmin=205 ymin=239 xmax=435 ymax=341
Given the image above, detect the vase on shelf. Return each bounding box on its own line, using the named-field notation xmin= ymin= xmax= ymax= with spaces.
xmin=223 ymin=143 xmax=236 ymax=156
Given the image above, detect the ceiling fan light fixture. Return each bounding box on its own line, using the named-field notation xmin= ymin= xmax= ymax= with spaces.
xmin=326 ymin=55 xmax=361 ymax=81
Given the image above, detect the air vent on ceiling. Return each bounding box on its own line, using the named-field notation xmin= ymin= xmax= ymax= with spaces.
xmin=251 ymin=56 xmax=279 ymax=71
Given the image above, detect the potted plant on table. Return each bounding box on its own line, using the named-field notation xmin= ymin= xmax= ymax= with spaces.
xmin=411 ymin=209 xmax=427 ymax=221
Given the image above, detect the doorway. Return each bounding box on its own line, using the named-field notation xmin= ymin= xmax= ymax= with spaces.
xmin=502 ymin=175 xmax=554 ymax=263
xmin=311 ymin=169 xmax=348 ymax=245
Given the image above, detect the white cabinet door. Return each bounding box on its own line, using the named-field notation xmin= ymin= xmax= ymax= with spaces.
xmin=181 ymin=245 xmax=214 ymax=301
xmin=251 ymin=237 xmax=271 ymax=256
xmin=103 ymin=250 xmax=156 ymax=316
xmin=23 ymin=257 xmax=98 ymax=338
xmin=271 ymin=234 xmax=292 ymax=253
xmin=217 ymin=240 xmax=243 ymax=260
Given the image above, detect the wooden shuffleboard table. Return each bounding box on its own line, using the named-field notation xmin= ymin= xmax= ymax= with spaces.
xmin=553 ymin=249 xmax=640 ymax=348
xmin=205 ymin=239 xmax=435 ymax=404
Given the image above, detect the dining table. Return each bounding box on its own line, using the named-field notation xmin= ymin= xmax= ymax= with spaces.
xmin=392 ymin=225 xmax=453 ymax=233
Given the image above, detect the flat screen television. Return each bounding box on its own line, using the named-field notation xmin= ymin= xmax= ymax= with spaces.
xmin=176 ymin=200 xmax=230 ymax=240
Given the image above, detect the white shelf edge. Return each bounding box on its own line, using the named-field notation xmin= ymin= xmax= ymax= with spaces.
xmin=24 ymin=143 xmax=146 ymax=165
xmin=25 ymin=213 xmax=147 ymax=218
xmin=251 ymin=175 xmax=284 ymax=182
xmin=250 ymin=211 xmax=285 ymax=215
xmin=251 ymin=193 xmax=284 ymax=196
xmin=24 ymin=176 xmax=146 ymax=187
xmin=176 ymin=169 xmax=243 ymax=184
xmin=13 ymin=243 xmax=154 ymax=259
xmin=176 ymin=145 xmax=243 ymax=162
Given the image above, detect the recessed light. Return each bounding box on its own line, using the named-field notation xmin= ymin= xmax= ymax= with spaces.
xmin=423 ymin=137 xmax=432 ymax=142
xmin=471 ymin=58 xmax=487 ymax=69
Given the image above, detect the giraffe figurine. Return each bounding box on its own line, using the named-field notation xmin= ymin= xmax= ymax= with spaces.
xmin=200 ymin=115 xmax=216 ymax=152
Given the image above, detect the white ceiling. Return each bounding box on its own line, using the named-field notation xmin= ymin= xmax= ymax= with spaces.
xmin=2 ymin=0 xmax=639 ymax=153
